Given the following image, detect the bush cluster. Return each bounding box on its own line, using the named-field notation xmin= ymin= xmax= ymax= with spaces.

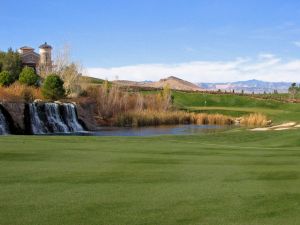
xmin=0 ymin=49 xmax=66 ymax=101
xmin=19 ymin=67 xmax=39 ymax=86
xmin=0 ymin=71 xmax=14 ymax=86
xmin=41 ymin=75 xmax=65 ymax=100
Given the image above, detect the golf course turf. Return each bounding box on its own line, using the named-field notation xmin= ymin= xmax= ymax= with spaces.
xmin=1 ymin=129 xmax=300 ymax=225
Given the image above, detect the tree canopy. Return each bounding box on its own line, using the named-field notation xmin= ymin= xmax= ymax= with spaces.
xmin=19 ymin=66 xmax=39 ymax=86
xmin=41 ymin=74 xmax=66 ymax=100
xmin=0 ymin=48 xmax=22 ymax=81
xmin=0 ymin=71 xmax=14 ymax=87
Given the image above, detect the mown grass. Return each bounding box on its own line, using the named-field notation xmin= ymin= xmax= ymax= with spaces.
xmin=1 ymin=91 xmax=300 ymax=225
xmin=173 ymin=91 xmax=300 ymax=123
xmin=1 ymin=130 xmax=300 ymax=225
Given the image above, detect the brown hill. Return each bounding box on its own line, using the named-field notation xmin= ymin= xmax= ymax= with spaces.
xmin=113 ymin=76 xmax=203 ymax=91
xmin=147 ymin=76 xmax=202 ymax=91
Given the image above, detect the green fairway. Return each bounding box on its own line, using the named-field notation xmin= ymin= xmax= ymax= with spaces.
xmin=1 ymin=130 xmax=300 ymax=225
xmin=173 ymin=91 xmax=300 ymax=123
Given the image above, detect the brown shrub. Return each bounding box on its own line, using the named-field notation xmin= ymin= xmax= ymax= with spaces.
xmin=0 ymin=83 xmax=43 ymax=102
xmin=240 ymin=113 xmax=268 ymax=127
xmin=115 ymin=111 xmax=234 ymax=127
xmin=85 ymin=84 xmax=173 ymax=121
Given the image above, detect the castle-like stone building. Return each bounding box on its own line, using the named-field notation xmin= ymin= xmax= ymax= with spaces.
xmin=18 ymin=42 xmax=53 ymax=74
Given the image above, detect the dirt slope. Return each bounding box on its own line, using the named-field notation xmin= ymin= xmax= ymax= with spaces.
xmin=114 ymin=76 xmax=203 ymax=91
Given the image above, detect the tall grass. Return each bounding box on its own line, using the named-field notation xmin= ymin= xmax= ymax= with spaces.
xmin=240 ymin=113 xmax=269 ymax=127
xmin=82 ymin=84 xmax=271 ymax=127
xmin=85 ymin=84 xmax=173 ymax=121
xmin=192 ymin=113 xmax=234 ymax=126
xmin=0 ymin=83 xmax=43 ymax=102
xmin=115 ymin=110 xmax=234 ymax=127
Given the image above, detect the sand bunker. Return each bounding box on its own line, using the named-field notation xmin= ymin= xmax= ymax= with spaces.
xmin=251 ymin=122 xmax=299 ymax=131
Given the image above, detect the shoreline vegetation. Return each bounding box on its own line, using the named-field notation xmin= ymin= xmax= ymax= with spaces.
xmin=115 ymin=111 xmax=270 ymax=127
xmin=83 ymin=83 xmax=270 ymax=128
xmin=0 ymin=81 xmax=270 ymax=128
xmin=0 ymin=79 xmax=272 ymax=129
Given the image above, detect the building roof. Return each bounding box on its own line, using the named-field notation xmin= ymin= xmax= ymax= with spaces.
xmin=19 ymin=46 xmax=34 ymax=50
xmin=39 ymin=42 xmax=52 ymax=49
xmin=21 ymin=51 xmax=40 ymax=57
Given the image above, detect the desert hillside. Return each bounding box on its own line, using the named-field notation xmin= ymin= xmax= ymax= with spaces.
xmin=148 ymin=76 xmax=202 ymax=91
xmin=114 ymin=76 xmax=203 ymax=91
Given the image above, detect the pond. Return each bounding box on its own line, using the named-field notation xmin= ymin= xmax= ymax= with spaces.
xmin=77 ymin=124 xmax=231 ymax=137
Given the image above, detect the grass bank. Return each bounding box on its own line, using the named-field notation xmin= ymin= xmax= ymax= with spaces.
xmin=1 ymin=130 xmax=300 ymax=225
xmin=172 ymin=91 xmax=300 ymax=123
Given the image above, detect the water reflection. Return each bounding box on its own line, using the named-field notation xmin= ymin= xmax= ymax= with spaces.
xmin=88 ymin=124 xmax=230 ymax=136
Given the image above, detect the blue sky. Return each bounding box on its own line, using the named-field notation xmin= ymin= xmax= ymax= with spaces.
xmin=1 ymin=0 xmax=300 ymax=82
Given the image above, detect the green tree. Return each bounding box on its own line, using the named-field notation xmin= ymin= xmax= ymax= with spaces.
xmin=41 ymin=74 xmax=66 ymax=100
xmin=0 ymin=48 xmax=22 ymax=81
xmin=0 ymin=51 xmax=5 ymax=72
xmin=19 ymin=66 xmax=39 ymax=86
xmin=0 ymin=71 xmax=14 ymax=86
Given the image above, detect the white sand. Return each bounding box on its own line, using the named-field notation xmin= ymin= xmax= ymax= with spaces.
xmin=251 ymin=128 xmax=271 ymax=131
xmin=270 ymin=122 xmax=297 ymax=129
xmin=251 ymin=122 xmax=299 ymax=131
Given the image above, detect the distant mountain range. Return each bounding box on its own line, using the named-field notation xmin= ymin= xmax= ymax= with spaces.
xmin=198 ymin=79 xmax=292 ymax=93
xmin=110 ymin=76 xmax=293 ymax=93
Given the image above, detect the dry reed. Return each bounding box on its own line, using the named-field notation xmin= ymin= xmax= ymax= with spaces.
xmin=115 ymin=111 xmax=234 ymax=127
xmin=82 ymin=84 xmax=269 ymax=128
xmin=86 ymin=84 xmax=173 ymax=121
xmin=240 ymin=113 xmax=269 ymax=127
xmin=0 ymin=83 xmax=43 ymax=102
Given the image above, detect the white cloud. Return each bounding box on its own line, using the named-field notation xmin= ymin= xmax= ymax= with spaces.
xmin=87 ymin=54 xmax=300 ymax=83
xmin=293 ymin=41 xmax=300 ymax=47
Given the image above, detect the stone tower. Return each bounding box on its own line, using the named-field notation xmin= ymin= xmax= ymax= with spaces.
xmin=39 ymin=42 xmax=52 ymax=74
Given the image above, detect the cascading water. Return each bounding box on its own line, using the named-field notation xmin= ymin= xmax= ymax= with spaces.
xmin=0 ymin=108 xmax=10 ymax=135
xmin=45 ymin=103 xmax=69 ymax=133
xmin=62 ymin=103 xmax=84 ymax=132
xmin=29 ymin=102 xmax=84 ymax=134
xmin=29 ymin=103 xmax=48 ymax=134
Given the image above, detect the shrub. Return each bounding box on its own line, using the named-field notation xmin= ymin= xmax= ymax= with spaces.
xmin=115 ymin=110 xmax=234 ymax=127
xmin=0 ymin=71 xmax=14 ymax=87
xmin=19 ymin=66 xmax=39 ymax=86
xmin=20 ymin=87 xmax=35 ymax=102
xmin=41 ymin=74 xmax=65 ymax=100
xmin=240 ymin=113 xmax=268 ymax=127
xmin=0 ymin=48 xmax=22 ymax=81
xmin=0 ymin=83 xmax=43 ymax=102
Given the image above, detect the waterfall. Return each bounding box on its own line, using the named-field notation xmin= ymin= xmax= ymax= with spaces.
xmin=45 ymin=103 xmax=69 ymax=133
xmin=0 ymin=108 xmax=10 ymax=135
xmin=62 ymin=103 xmax=84 ymax=132
xmin=29 ymin=103 xmax=48 ymax=134
xmin=29 ymin=102 xmax=84 ymax=134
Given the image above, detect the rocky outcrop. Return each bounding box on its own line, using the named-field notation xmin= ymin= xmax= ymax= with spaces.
xmin=1 ymin=103 xmax=26 ymax=134
xmin=77 ymin=102 xmax=98 ymax=131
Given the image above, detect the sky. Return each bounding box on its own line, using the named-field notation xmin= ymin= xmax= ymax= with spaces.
xmin=1 ymin=0 xmax=300 ymax=82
